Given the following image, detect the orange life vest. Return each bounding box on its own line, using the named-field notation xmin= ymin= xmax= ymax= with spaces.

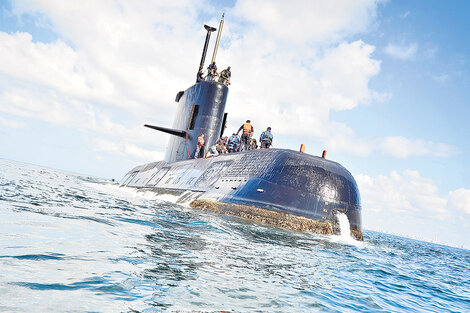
xmin=243 ymin=122 xmax=252 ymax=135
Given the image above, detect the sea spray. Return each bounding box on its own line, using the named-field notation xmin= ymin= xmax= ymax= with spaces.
xmin=336 ymin=212 xmax=352 ymax=239
xmin=333 ymin=212 xmax=362 ymax=246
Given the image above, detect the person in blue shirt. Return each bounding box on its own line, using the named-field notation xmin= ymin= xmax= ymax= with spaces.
xmin=207 ymin=62 xmax=218 ymax=81
xmin=259 ymin=127 xmax=273 ymax=149
xmin=227 ymin=133 xmax=240 ymax=153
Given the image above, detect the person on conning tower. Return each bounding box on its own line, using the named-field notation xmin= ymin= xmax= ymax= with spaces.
xmin=237 ymin=120 xmax=254 ymax=152
xmin=197 ymin=68 xmax=205 ymax=82
xmin=207 ymin=61 xmax=218 ymax=81
xmin=219 ymin=66 xmax=231 ymax=85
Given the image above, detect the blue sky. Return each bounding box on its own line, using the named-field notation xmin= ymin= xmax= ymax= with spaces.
xmin=0 ymin=0 xmax=469 ymax=247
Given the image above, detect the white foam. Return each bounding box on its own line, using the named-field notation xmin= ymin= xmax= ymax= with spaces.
xmin=148 ymin=193 xmax=180 ymax=203
xmin=84 ymin=181 xmax=137 ymax=197
xmin=337 ymin=213 xmax=352 ymax=239
xmin=331 ymin=212 xmax=364 ymax=246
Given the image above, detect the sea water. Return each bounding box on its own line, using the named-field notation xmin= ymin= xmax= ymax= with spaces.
xmin=0 ymin=159 xmax=469 ymax=312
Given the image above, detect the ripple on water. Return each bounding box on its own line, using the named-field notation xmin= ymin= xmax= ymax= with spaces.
xmin=0 ymin=159 xmax=470 ymax=312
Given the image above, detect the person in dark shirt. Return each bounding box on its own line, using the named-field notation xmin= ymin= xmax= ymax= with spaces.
xmin=207 ymin=62 xmax=218 ymax=81
xmin=197 ymin=69 xmax=205 ymax=82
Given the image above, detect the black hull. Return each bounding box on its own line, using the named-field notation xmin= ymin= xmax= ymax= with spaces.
xmin=121 ymin=149 xmax=363 ymax=240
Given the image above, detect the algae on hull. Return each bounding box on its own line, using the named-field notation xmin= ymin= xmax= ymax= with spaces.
xmin=190 ymin=199 xmax=363 ymax=241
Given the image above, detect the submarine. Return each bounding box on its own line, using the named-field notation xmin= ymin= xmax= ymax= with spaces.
xmin=120 ymin=15 xmax=363 ymax=241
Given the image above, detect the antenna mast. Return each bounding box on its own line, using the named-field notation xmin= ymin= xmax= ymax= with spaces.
xmin=211 ymin=13 xmax=225 ymax=64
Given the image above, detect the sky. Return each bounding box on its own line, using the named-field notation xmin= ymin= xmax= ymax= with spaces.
xmin=0 ymin=0 xmax=469 ymax=248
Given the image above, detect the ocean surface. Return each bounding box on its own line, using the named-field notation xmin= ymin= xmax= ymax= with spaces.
xmin=1 ymin=159 xmax=469 ymax=312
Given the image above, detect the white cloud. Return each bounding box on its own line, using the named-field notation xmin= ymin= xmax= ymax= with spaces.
xmin=356 ymin=170 xmax=447 ymax=216
xmin=380 ymin=136 xmax=459 ymax=159
xmin=0 ymin=85 xmax=168 ymax=161
xmin=313 ymin=41 xmax=381 ymax=110
xmin=0 ymin=1 xmax=204 ymax=162
xmin=0 ymin=1 xmax=457 ymax=163
xmin=0 ymin=32 xmax=86 ymax=97
xmin=0 ymin=0 xmax=385 ymax=161
xmin=0 ymin=29 xmax=175 ymax=116
xmin=323 ymin=122 xmax=374 ymax=157
xmin=233 ymin=0 xmax=379 ymax=44
xmin=0 ymin=115 xmax=26 ymax=128
xmin=356 ymin=170 xmax=470 ymax=245
xmin=306 ymin=132 xmax=459 ymax=159
xmin=448 ymin=188 xmax=470 ymax=215
xmin=94 ymin=138 xmax=164 ymax=161
xmin=224 ymin=1 xmax=382 ymax=149
xmin=224 ymin=36 xmax=382 ymax=155
xmin=123 ymin=143 xmax=165 ymax=161
xmin=384 ymin=43 xmax=418 ymax=60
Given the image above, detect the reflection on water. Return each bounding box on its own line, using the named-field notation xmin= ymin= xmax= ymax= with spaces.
xmin=0 ymin=160 xmax=469 ymax=312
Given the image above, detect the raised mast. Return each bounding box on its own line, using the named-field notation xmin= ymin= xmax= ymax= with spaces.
xmin=198 ymin=24 xmax=216 ymax=73
xmin=211 ymin=13 xmax=225 ymax=64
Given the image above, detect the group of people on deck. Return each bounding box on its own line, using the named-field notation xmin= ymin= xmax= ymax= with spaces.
xmin=197 ymin=61 xmax=231 ymax=86
xmin=236 ymin=120 xmax=273 ymax=151
xmin=194 ymin=120 xmax=273 ymax=159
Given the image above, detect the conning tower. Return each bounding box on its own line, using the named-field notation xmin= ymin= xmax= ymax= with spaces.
xmin=145 ymin=15 xmax=228 ymax=163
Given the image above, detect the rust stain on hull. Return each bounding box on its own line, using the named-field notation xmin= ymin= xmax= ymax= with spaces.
xmin=190 ymin=199 xmax=334 ymax=235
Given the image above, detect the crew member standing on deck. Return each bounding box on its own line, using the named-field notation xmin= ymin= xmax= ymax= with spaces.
xmin=194 ymin=133 xmax=205 ymax=159
xmin=260 ymin=127 xmax=273 ymax=148
xmin=237 ymin=120 xmax=254 ymax=152
xmin=227 ymin=133 xmax=240 ymax=153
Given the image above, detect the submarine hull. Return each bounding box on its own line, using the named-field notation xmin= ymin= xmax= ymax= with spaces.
xmin=121 ymin=20 xmax=363 ymax=240
xmin=121 ymin=148 xmax=363 ymax=240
